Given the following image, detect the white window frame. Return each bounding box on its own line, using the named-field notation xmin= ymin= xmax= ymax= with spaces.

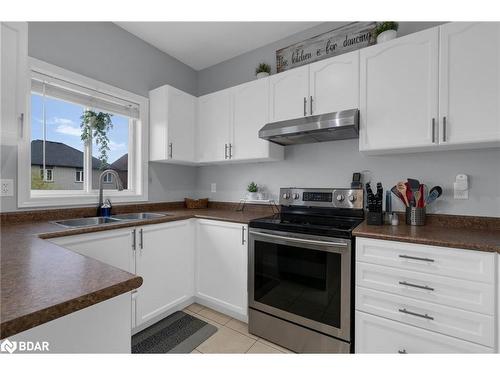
xmin=75 ymin=169 xmax=84 ymax=183
xmin=40 ymin=166 xmax=54 ymax=182
xmin=18 ymin=58 xmax=149 ymax=208
xmin=103 ymin=172 xmax=113 ymax=183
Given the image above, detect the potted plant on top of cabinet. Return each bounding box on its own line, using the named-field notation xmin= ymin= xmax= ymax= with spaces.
xmin=255 ymin=63 xmax=271 ymax=79
xmin=374 ymin=22 xmax=399 ymax=44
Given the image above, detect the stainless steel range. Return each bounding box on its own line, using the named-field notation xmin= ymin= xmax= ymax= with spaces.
xmin=248 ymin=187 xmax=364 ymax=353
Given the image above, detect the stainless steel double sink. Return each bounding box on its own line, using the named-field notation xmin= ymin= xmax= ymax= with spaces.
xmin=53 ymin=212 xmax=169 ymax=228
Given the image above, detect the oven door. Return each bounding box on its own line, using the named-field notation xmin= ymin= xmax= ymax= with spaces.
xmin=248 ymin=228 xmax=351 ymax=341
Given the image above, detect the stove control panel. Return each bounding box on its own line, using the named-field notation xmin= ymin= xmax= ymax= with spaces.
xmin=279 ymin=188 xmax=363 ymax=209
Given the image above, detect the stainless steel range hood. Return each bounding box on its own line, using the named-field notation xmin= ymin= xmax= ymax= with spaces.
xmin=259 ymin=109 xmax=359 ymax=146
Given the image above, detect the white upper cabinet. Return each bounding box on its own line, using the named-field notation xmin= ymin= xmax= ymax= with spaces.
xmin=309 ymin=50 xmax=360 ymax=116
xmin=230 ymin=79 xmax=283 ymax=162
xmin=438 ymin=22 xmax=500 ymax=147
xmin=149 ymin=85 xmax=196 ymax=164
xmin=1 ymin=22 xmax=28 ymax=146
xmin=269 ymin=65 xmax=310 ymax=122
xmin=197 ymin=89 xmax=232 ymax=162
xmin=359 ymin=27 xmax=439 ymax=152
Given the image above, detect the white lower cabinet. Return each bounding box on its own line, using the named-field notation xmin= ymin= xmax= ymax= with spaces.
xmin=195 ymin=219 xmax=248 ymax=321
xmin=135 ymin=220 xmax=194 ymax=327
xmin=355 ymin=311 xmax=493 ymax=354
xmin=49 ymin=227 xmax=136 ymax=273
xmin=355 ymin=237 xmax=496 ymax=353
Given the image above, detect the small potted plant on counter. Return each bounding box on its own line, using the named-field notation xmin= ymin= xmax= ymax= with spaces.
xmin=374 ymin=22 xmax=399 ymax=44
xmin=247 ymin=181 xmax=259 ymax=200
xmin=255 ymin=63 xmax=271 ymax=79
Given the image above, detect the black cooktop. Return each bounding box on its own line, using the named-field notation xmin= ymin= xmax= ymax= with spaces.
xmin=249 ymin=213 xmax=364 ymax=239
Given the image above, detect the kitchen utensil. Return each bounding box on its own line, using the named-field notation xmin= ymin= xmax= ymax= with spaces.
xmin=425 ymin=186 xmax=443 ymax=205
xmin=414 ymin=190 xmax=421 ymax=208
xmin=418 ymin=184 xmax=425 ymax=208
xmin=396 ymin=182 xmax=410 ymax=207
xmin=407 ymin=178 xmax=420 ymax=207
xmin=385 ymin=190 xmax=392 ymax=212
xmin=405 ymin=182 xmax=414 ymax=207
xmin=391 ymin=185 xmax=407 ymax=206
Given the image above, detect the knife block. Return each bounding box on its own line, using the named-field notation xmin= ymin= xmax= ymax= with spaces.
xmin=366 ymin=211 xmax=383 ymax=225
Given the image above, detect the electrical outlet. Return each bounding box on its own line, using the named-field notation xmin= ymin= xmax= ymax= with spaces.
xmin=211 ymin=183 xmax=216 ymax=193
xmin=0 ymin=179 xmax=14 ymax=197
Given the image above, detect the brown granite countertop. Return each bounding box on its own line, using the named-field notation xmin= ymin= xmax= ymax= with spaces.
xmin=0 ymin=202 xmax=274 ymax=339
xmin=353 ymin=214 xmax=500 ymax=253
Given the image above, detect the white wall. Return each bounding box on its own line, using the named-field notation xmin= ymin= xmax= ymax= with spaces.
xmin=195 ymin=140 xmax=500 ymax=217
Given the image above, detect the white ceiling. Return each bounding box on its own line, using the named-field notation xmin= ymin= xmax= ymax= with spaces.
xmin=115 ymin=22 xmax=322 ymax=71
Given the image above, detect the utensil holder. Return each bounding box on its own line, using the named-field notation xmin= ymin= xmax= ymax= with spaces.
xmin=406 ymin=207 xmax=426 ymax=226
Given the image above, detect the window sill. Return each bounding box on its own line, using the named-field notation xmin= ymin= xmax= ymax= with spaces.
xmin=18 ymin=191 xmax=148 ymax=209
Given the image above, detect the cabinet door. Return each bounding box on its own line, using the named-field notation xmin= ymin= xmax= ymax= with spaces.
xmin=168 ymin=86 xmax=196 ymax=162
xmin=309 ymin=50 xmax=359 ymax=116
xmin=135 ymin=220 xmax=194 ymax=326
xmin=195 ymin=219 xmax=248 ymax=320
xmin=355 ymin=311 xmax=493 ymax=353
xmin=231 ymin=78 xmax=282 ymax=161
xmin=48 ymin=228 xmax=136 ymax=273
xmin=269 ymin=65 xmax=309 ymax=122
xmin=197 ymin=89 xmax=232 ymax=162
xmin=439 ymin=22 xmax=500 ymax=146
xmin=1 ymin=22 xmax=28 ymax=146
xmin=359 ymin=27 xmax=439 ymax=152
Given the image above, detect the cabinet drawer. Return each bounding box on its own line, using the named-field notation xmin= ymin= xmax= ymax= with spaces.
xmin=356 ymin=262 xmax=495 ymax=315
xmin=356 ymin=286 xmax=494 ymax=347
xmin=356 ymin=238 xmax=495 ymax=283
xmin=355 ymin=311 xmax=493 ymax=353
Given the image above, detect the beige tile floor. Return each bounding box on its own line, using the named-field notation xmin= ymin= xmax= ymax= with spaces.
xmin=183 ymin=303 xmax=292 ymax=354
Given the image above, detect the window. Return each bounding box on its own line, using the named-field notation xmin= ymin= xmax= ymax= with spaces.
xmin=40 ymin=166 xmax=54 ymax=182
xmin=103 ymin=173 xmax=113 ymax=183
xmin=75 ymin=169 xmax=83 ymax=183
xmin=18 ymin=59 xmax=148 ymax=208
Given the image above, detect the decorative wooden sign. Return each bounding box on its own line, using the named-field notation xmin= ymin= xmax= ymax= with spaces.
xmin=276 ymin=22 xmax=377 ymax=73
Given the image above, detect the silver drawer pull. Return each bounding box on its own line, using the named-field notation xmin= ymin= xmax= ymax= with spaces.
xmin=399 ymin=281 xmax=434 ymax=291
xmin=399 ymin=254 xmax=435 ymax=263
xmin=398 ymin=308 xmax=434 ymax=320
xmin=398 ymin=349 xmax=407 ymax=354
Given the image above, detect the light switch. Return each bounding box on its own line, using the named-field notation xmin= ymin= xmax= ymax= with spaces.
xmin=211 ymin=183 xmax=216 ymax=193
xmin=0 ymin=179 xmax=14 ymax=197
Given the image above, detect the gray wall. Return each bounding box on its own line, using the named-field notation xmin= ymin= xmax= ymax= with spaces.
xmin=195 ymin=140 xmax=500 ymax=217
xmin=0 ymin=22 xmax=198 ymax=212
xmin=29 ymin=22 xmax=198 ymax=97
xmin=197 ymin=22 xmax=445 ymax=95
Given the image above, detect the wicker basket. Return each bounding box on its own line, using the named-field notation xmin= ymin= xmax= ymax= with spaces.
xmin=185 ymin=198 xmax=209 ymax=209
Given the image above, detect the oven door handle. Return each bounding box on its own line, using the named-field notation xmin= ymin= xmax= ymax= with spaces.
xmin=249 ymin=230 xmax=347 ymax=248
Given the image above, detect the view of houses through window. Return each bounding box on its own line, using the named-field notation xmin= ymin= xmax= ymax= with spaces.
xmin=31 ymin=93 xmax=129 ymax=191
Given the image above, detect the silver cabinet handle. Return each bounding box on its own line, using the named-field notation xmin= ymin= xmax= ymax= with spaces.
xmin=139 ymin=228 xmax=144 ymax=250
xmin=398 ymin=308 xmax=434 ymax=320
xmin=442 ymin=116 xmax=447 ymax=142
xmin=19 ymin=113 xmax=24 ymax=139
xmin=224 ymin=144 xmax=228 ymax=159
xmin=229 ymin=143 xmax=233 ymax=159
xmin=168 ymin=142 xmax=173 ymax=158
xmin=310 ymin=96 xmax=313 ymax=115
xmin=399 ymin=281 xmax=434 ymax=291
xmin=242 ymin=226 xmax=246 ymax=245
xmin=399 ymin=254 xmax=435 ymax=263
xmin=303 ymin=97 xmax=307 ymax=116
xmin=398 ymin=349 xmax=407 ymax=354
xmin=431 ymin=118 xmax=436 ymax=143
xmin=132 ymin=229 xmax=136 ymax=251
